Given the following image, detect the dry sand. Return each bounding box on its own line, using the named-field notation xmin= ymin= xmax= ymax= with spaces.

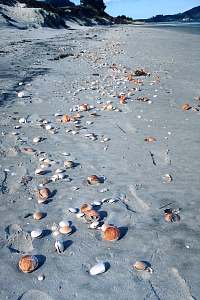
xmin=0 ymin=24 xmax=200 ymax=300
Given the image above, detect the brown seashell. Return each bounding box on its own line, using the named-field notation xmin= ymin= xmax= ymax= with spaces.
xmin=59 ymin=226 xmax=72 ymax=235
xmin=84 ymin=209 xmax=100 ymax=223
xmin=18 ymin=255 xmax=38 ymax=273
xmin=119 ymin=95 xmax=127 ymax=104
xmin=102 ymin=226 xmax=120 ymax=241
xmin=133 ymin=261 xmax=152 ymax=273
xmin=36 ymin=188 xmax=51 ymax=203
xmin=144 ymin=137 xmax=157 ymax=143
xmin=182 ymin=103 xmax=191 ymax=111
xmin=33 ymin=211 xmax=44 ymax=220
xmin=79 ymin=104 xmax=89 ymax=112
xmin=80 ymin=203 xmax=92 ymax=213
xmin=87 ymin=175 xmax=101 ymax=185
xmin=62 ymin=115 xmax=71 ymax=123
xmin=164 ymin=211 xmax=173 ymax=222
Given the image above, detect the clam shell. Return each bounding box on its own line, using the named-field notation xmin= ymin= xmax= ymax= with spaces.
xmin=87 ymin=175 xmax=101 ymax=185
xmin=19 ymin=117 xmax=26 ymax=124
xmin=163 ymin=174 xmax=173 ymax=183
xmin=55 ymin=240 xmax=65 ymax=253
xmin=92 ymin=201 xmax=101 ymax=206
xmin=102 ymin=226 xmax=120 ymax=241
xmin=31 ymin=229 xmax=43 ymax=239
xmin=33 ymin=137 xmax=42 ymax=143
xmin=64 ymin=160 xmax=74 ymax=169
xmin=79 ymin=104 xmax=89 ymax=112
xmin=33 ymin=211 xmax=44 ymax=220
xmin=68 ymin=207 xmax=78 ymax=213
xmin=45 ymin=124 xmax=53 ymax=130
xmin=36 ymin=188 xmax=51 ymax=203
xmin=18 ymin=255 xmax=38 ymax=273
xmin=59 ymin=220 xmax=70 ymax=228
xmin=89 ymin=262 xmax=106 ymax=276
xmin=59 ymin=226 xmax=72 ymax=235
xmin=133 ymin=261 xmax=153 ymax=273
xmin=80 ymin=203 xmax=92 ymax=213
xmin=35 ymin=169 xmax=45 ymax=176
xmin=182 ymin=103 xmax=191 ymax=111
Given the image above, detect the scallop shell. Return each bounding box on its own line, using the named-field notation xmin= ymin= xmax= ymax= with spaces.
xmin=59 ymin=226 xmax=72 ymax=235
xmin=102 ymin=226 xmax=120 ymax=241
xmin=31 ymin=229 xmax=43 ymax=239
xmin=87 ymin=175 xmax=101 ymax=185
xmin=182 ymin=103 xmax=191 ymax=111
xmin=80 ymin=203 xmax=92 ymax=213
xmin=64 ymin=160 xmax=74 ymax=169
xmin=84 ymin=209 xmax=100 ymax=223
xmin=55 ymin=240 xmax=65 ymax=254
xmin=89 ymin=262 xmax=106 ymax=276
xmin=62 ymin=114 xmax=71 ymax=123
xmin=18 ymin=255 xmax=38 ymax=273
xmin=36 ymin=188 xmax=51 ymax=203
xmin=33 ymin=211 xmax=44 ymax=220
xmin=59 ymin=220 xmax=70 ymax=228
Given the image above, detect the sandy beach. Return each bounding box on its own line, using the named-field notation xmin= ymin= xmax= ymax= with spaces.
xmin=0 ymin=23 xmax=200 ymax=300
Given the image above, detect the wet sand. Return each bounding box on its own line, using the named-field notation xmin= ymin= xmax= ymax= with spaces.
xmin=0 ymin=24 xmax=200 ymax=300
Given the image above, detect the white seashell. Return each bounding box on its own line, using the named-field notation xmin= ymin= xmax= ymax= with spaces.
xmin=101 ymin=198 xmax=110 ymax=203
xmin=89 ymin=262 xmax=106 ymax=276
xmin=33 ymin=137 xmax=42 ymax=143
xmin=35 ymin=169 xmax=44 ymax=175
xmin=17 ymin=91 xmax=25 ymax=98
xmin=89 ymin=221 xmax=100 ymax=229
xmin=38 ymin=274 xmax=45 ymax=281
xmin=31 ymin=229 xmax=43 ymax=239
xmin=58 ymin=173 xmax=65 ymax=179
xmin=68 ymin=207 xmax=78 ymax=213
xmin=76 ymin=212 xmax=85 ymax=218
xmin=19 ymin=118 xmax=27 ymax=124
xmin=109 ymin=198 xmax=118 ymax=203
xmin=86 ymin=121 xmax=93 ymax=125
xmin=39 ymin=157 xmax=45 ymax=162
xmin=55 ymin=168 xmax=65 ymax=174
xmin=51 ymin=174 xmax=59 ymax=182
xmin=51 ymin=224 xmax=59 ymax=231
xmin=45 ymin=124 xmax=53 ymax=130
xmin=14 ymin=125 xmax=21 ymax=129
xmin=92 ymin=201 xmax=101 ymax=206
xmin=54 ymin=113 xmax=62 ymax=117
xmin=59 ymin=220 xmax=70 ymax=228
xmin=55 ymin=240 xmax=65 ymax=254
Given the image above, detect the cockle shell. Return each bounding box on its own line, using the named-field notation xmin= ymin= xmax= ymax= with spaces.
xmin=80 ymin=203 xmax=92 ymax=213
xmin=18 ymin=255 xmax=38 ymax=273
xmin=59 ymin=226 xmax=72 ymax=235
xmin=87 ymin=175 xmax=101 ymax=185
xmin=59 ymin=220 xmax=70 ymax=228
xmin=33 ymin=211 xmax=44 ymax=220
xmin=55 ymin=240 xmax=65 ymax=254
xmin=89 ymin=262 xmax=106 ymax=276
xmin=84 ymin=210 xmax=100 ymax=223
xmin=36 ymin=188 xmax=51 ymax=203
xmin=144 ymin=137 xmax=157 ymax=142
xmin=64 ymin=160 xmax=74 ymax=169
xmin=133 ymin=261 xmax=153 ymax=273
xmin=31 ymin=229 xmax=43 ymax=239
xmin=102 ymin=226 xmax=120 ymax=241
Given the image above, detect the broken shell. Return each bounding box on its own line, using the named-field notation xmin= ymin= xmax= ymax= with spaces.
xmin=33 ymin=211 xmax=44 ymax=220
xmin=31 ymin=229 xmax=43 ymax=239
xmin=133 ymin=261 xmax=153 ymax=273
xmin=84 ymin=209 xmax=100 ymax=223
xmin=144 ymin=137 xmax=157 ymax=142
xmin=18 ymin=255 xmax=38 ymax=273
xmin=59 ymin=220 xmax=70 ymax=228
xmin=62 ymin=114 xmax=71 ymax=123
xmin=59 ymin=226 xmax=72 ymax=235
xmin=182 ymin=103 xmax=191 ymax=111
xmin=68 ymin=207 xmax=78 ymax=213
xmin=87 ymin=175 xmax=101 ymax=185
xmin=64 ymin=160 xmax=74 ymax=169
xmin=79 ymin=104 xmax=89 ymax=112
xmin=36 ymin=188 xmax=51 ymax=203
xmin=102 ymin=226 xmax=120 ymax=241
xmin=80 ymin=203 xmax=92 ymax=213
xmin=55 ymin=240 xmax=65 ymax=253
xmin=33 ymin=137 xmax=42 ymax=143
xmin=89 ymin=262 xmax=106 ymax=276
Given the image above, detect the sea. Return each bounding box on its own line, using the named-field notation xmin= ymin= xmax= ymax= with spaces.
xmin=145 ymin=22 xmax=200 ymax=35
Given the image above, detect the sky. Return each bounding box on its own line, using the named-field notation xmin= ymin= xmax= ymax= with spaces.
xmin=73 ymin=0 xmax=200 ymax=18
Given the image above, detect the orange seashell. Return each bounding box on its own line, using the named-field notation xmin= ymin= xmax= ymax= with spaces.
xmin=87 ymin=175 xmax=101 ymax=185
xmin=79 ymin=104 xmax=89 ymax=112
xmin=18 ymin=255 xmax=38 ymax=273
xmin=62 ymin=115 xmax=71 ymax=123
xmin=102 ymin=226 xmax=120 ymax=241
xmin=84 ymin=209 xmax=100 ymax=222
xmin=182 ymin=103 xmax=191 ymax=111
xmin=36 ymin=188 xmax=51 ymax=203
xmin=33 ymin=211 xmax=44 ymax=220
xmin=80 ymin=203 xmax=92 ymax=213
xmin=144 ymin=137 xmax=157 ymax=143
xmin=59 ymin=226 xmax=72 ymax=235
xmin=119 ymin=95 xmax=127 ymax=104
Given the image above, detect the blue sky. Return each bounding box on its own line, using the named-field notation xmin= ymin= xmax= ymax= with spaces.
xmin=73 ymin=0 xmax=200 ymax=18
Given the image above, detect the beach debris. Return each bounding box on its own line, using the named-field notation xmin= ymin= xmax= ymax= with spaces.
xmin=102 ymin=225 xmax=120 ymax=241
xmin=144 ymin=137 xmax=157 ymax=143
xmin=134 ymin=69 xmax=148 ymax=77
xmin=182 ymin=103 xmax=191 ymax=111
xmin=87 ymin=175 xmax=102 ymax=185
xmin=84 ymin=210 xmax=100 ymax=223
xmin=59 ymin=226 xmax=72 ymax=235
xmin=55 ymin=240 xmax=65 ymax=254
xmin=36 ymin=188 xmax=51 ymax=203
xmin=164 ymin=208 xmax=180 ymax=222
xmin=80 ymin=203 xmax=92 ymax=213
xmin=18 ymin=255 xmax=38 ymax=273
xmin=89 ymin=262 xmax=106 ymax=276
xmin=31 ymin=229 xmax=43 ymax=239
xmin=163 ymin=174 xmax=173 ymax=183
xmin=64 ymin=160 xmax=75 ymax=169
xmin=133 ymin=261 xmax=153 ymax=273
xmin=33 ymin=211 xmax=44 ymax=221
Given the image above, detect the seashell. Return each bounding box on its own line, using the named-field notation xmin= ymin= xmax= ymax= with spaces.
xmin=119 ymin=95 xmax=127 ymax=104
xmin=33 ymin=136 xmax=42 ymax=143
xmin=68 ymin=207 xmax=78 ymax=213
xmin=36 ymin=188 xmax=51 ymax=203
xmin=80 ymin=203 xmax=92 ymax=213
xmin=38 ymin=274 xmax=45 ymax=281
xmin=76 ymin=212 xmax=85 ymax=218
xmin=182 ymin=103 xmax=191 ymax=111
xmin=18 ymin=255 xmax=38 ymax=273
xmin=45 ymin=124 xmax=53 ymax=130
xmin=89 ymin=221 xmax=100 ymax=229
xmin=89 ymin=262 xmax=106 ymax=276
xmin=17 ymin=91 xmax=25 ymax=98
xmin=58 ymin=173 xmax=65 ymax=180
xmin=163 ymin=174 xmax=173 ymax=183
xmin=35 ymin=168 xmax=45 ymax=176
xmin=19 ymin=117 xmax=27 ymax=124
xmin=144 ymin=137 xmax=157 ymax=142
xmin=21 ymin=147 xmax=35 ymax=154
xmin=79 ymin=104 xmax=89 ymax=112
xmin=62 ymin=114 xmax=71 ymax=123
xmin=92 ymin=201 xmax=101 ymax=206
xmin=51 ymin=174 xmax=59 ymax=182
xmin=59 ymin=220 xmax=70 ymax=228
xmin=164 ymin=210 xmax=173 ymax=222
xmin=102 ymin=226 xmax=120 ymax=241
xmin=55 ymin=168 xmax=65 ymax=174
xmin=33 ymin=211 xmax=44 ymax=220
xmin=31 ymin=229 xmax=43 ymax=239
xmin=84 ymin=209 xmax=100 ymax=223
xmin=55 ymin=240 xmax=65 ymax=254
xmin=133 ymin=261 xmax=153 ymax=273
xmin=64 ymin=160 xmax=74 ymax=169
xmin=51 ymin=223 xmax=59 ymax=231
xmin=87 ymin=175 xmax=101 ymax=185
xmin=59 ymin=226 xmax=72 ymax=235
